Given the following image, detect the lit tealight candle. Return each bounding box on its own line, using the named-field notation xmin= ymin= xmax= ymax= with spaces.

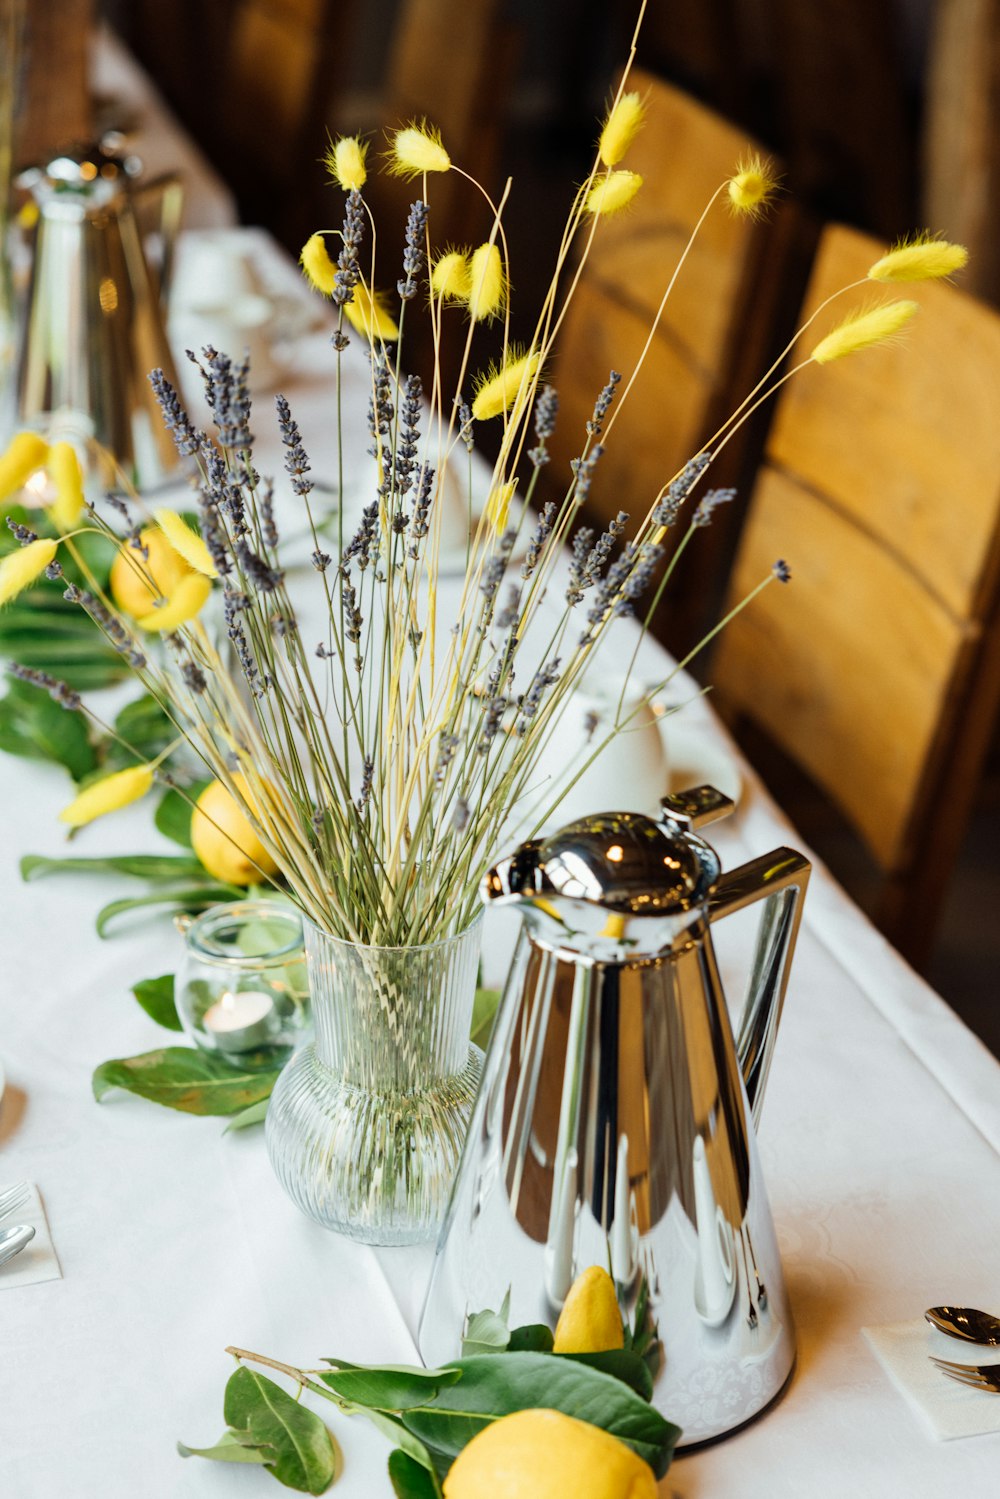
xmin=202 ymin=989 xmax=276 ymax=1053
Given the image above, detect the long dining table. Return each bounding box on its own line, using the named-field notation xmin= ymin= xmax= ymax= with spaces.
xmin=4 ymin=95 xmax=1000 ymax=1493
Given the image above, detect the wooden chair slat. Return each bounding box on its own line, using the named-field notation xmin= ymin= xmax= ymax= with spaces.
xmin=719 ymin=466 xmax=968 ymax=864
xmin=767 ymin=225 xmax=1000 ymax=622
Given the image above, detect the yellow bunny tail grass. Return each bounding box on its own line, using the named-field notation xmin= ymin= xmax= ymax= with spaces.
xmin=810 ymin=299 xmax=918 ymax=364
xmin=585 ymin=170 xmax=643 ymax=217
xmin=389 ymin=122 xmax=451 ymax=178
xmin=431 ymin=249 xmax=471 ymax=302
xmin=485 ymin=479 xmax=517 ymax=533
xmin=599 ymin=90 xmax=646 ymax=168
xmin=136 ymin=571 xmax=213 ymax=632
xmin=59 ymin=764 xmax=155 ymax=828
xmin=0 ymin=431 xmax=49 ymax=501
xmin=0 ymin=537 xmax=58 ymax=606
xmin=343 ymin=283 xmax=400 ymax=343
xmin=466 ymin=243 xmax=506 ymax=323
xmin=300 ymin=233 xmax=338 ymax=296
xmin=471 ymin=349 xmax=541 ymax=422
xmin=47 ymin=441 xmax=86 ymax=530
xmin=154 ymin=508 xmax=218 ymax=578
xmin=727 ymin=153 xmax=781 ymax=216
xmin=326 ymin=135 xmax=367 ymax=192
xmin=867 ymin=234 xmax=969 ymax=283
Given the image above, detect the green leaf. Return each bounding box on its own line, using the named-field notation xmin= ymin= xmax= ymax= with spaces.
xmin=399 ymin=1353 xmax=680 ymax=1479
xmin=62 ymin=528 xmax=116 ymax=590
xmin=132 ymin=974 xmax=181 ymax=1030
xmin=351 ymin=1409 xmax=440 ymax=1471
xmin=155 ymin=782 xmax=209 ymax=848
xmin=624 ymin=1275 xmax=661 ymax=1376
xmin=507 ymin=1324 xmax=554 ymax=1353
xmin=318 ymin=1361 xmax=462 ymax=1412
xmin=0 ymin=506 xmax=35 ymax=558
xmin=470 ymin=986 xmax=501 ymax=1051
xmin=223 ymin=1096 xmax=271 ymax=1132
xmin=224 ymin=1367 xmax=340 ymax=1494
xmin=560 ymin=1349 xmax=654 ymax=1401
xmin=92 ymin=1047 xmax=279 ymax=1115
xmin=461 ymin=1306 xmax=511 ymax=1357
xmin=20 ymin=852 xmax=206 ymax=883
xmin=388 ymin=1449 xmax=442 ymax=1499
xmin=0 ymin=678 xmax=95 ymax=779
xmin=1 ymin=631 xmax=126 ymax=684
xmin=178 ymin=1430 xmax=273 ymax=1465
xmin=114 ymin=692 xmax=175 ymax=756
xmin=95 ymin=885 xmax=240 ymax=937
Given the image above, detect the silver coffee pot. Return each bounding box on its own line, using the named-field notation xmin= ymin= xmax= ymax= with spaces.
xmin=16 ymin=139 xmax=184 ymax=491
xmin=420 ymin=786 xmax=810 ymax=1445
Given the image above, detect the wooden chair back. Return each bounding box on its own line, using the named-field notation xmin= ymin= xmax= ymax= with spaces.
xmin=712 ymin=222 xmax=1000 ymax=965
xmin=545 ymin=71 xmax=799 ymax=653
xmin=923 ymin=0 xmax=1000 ymax=308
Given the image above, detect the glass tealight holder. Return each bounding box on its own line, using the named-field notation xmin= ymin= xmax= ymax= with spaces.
xmin=176 ymin=900 xmax=311 ymax=1071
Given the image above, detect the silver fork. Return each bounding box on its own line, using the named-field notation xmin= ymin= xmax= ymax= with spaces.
xmin=930 ymin=1356 xmax=1000 ymax=1392
xmin=0 ymin=1182 xmax=30 ymax=1224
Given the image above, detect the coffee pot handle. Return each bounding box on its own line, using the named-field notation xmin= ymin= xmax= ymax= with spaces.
xmin=133 ymin=172 xmax=184 ymax=315
xmin=707 ymin=848 xmax=810 ymax=1127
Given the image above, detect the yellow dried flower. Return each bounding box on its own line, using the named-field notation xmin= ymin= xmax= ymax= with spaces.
xmin=59 ymin=765 xmax=155 ymax=828
xmin=136 ymin=572 xmax=213 ymax=632
xmin=343 ymin=283 xmax=400 ymax=343
xmin=389 ymin=123 xmax=451 ymax=178
xmin=326 ymin=135 xmax=368 ymax=192
xmin=485 ymin=479 xmax=517 ymax=533
xmin=46 ymin=441 xmax=85 ymax=530
xmin=727 ymin=154 xmax=780 ymax=216
xmin=585 ymin=170 xmax=643 ymax=218
xmin=0 ymin=537 xmax=58 ymax=606
xmin=300 ymin=233 xmax=338 ymax=296
xmin=471 ymin=349 xmax=541 ymax=422
xmin=598 ymin=91 xmax=645 ymax=168
xmin=0 ymin=431 xmax=49 ymax=502
xmin=867 ymin=234 xmax=969 ymax=283
xmin=154 ymin=508 xmax=218 ymax=578
xmin=466 ymin=243 xmax=506 ymax=323
xmin=810 ymin=300 xmax=918 ymax=364
xmin=431 ymin=250 xmax=471 ymax=302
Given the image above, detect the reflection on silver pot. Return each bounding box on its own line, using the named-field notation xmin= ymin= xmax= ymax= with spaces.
xmin=419 ymin=786 xmax=810 ymax=1446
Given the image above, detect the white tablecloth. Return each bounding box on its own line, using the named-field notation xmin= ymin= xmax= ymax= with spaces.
xmin=2 ymin=230 xmax=1000 ymax=1499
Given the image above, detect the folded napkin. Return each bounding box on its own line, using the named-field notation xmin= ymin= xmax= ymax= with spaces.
xmin=864 ymin=1319 xmax=1000 ymax=1440
xmin=0 ymin=1183 xmax=61 ymax=1290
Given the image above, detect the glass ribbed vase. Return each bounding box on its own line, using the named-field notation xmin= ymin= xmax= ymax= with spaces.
xmin=265 ymin=912 xmax=484 ymax=1245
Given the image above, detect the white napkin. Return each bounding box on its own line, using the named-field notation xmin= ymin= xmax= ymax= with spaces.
xmin=0 ymin=1183 xmax=61 ymax=1290
xmin=863 ymin=1320 xmax=1000 ymax=1440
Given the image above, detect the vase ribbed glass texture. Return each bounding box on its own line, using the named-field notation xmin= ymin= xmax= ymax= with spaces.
xmin=265 ymin=912 xmax=483 ymax=1245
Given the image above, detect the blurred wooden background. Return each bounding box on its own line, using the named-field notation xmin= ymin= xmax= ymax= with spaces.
xmin=84 ymin=0 xmax=999 ymax=300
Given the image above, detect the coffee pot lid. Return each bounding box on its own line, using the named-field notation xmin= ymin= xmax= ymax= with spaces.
xmin=485 ymin=787 xmax=735 ymax=925
xmin=18 ymin=135 xmax=141 ymax=209
xmin=531 ymin=807 xmax=720 ymax=916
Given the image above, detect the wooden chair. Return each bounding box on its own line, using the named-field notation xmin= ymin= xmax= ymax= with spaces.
xmin=712 ymin=222 xmax=1000 ymax=968
xmin=8 ymin=0 xmax=93 ymax=168
xmin=545 ymin=71 xmax=803 ymax=655
xmin=923 ymin=0 xmax=1000 ymax=308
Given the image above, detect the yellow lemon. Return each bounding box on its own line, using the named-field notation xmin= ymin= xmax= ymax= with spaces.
xmin=443 ymin=1409 xmax=656 ymax=1499
xmin=552 ymin=1265 xmax=624 ymax=1354
xmin=109 ymin=527 xmax=191 ymax=618
xmin=191 ymin=776 xmax=279 ymax=886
